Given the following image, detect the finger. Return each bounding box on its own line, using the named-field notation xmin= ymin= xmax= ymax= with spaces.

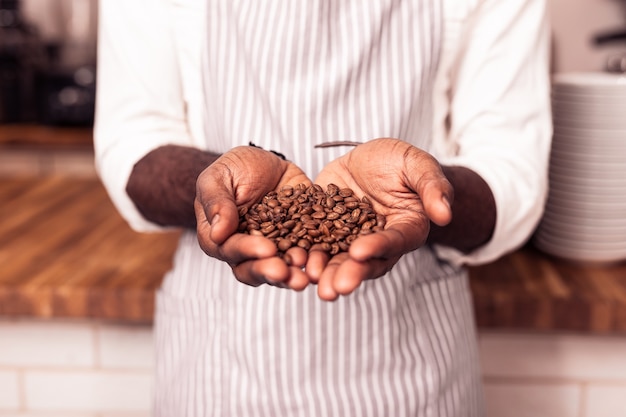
xmin=332 ymin=257 xmax=397 ymax=295
xmin=305 ymin=245 xmax=331 ymax=283
xmin=349 ymin=222 xmax=428 ymax=262
xmin=317 ymin=253 xmax=399 ymax=300
xmin=208 ymin=202 xmax=241 ymax=245
xmin=315 ymin=252 xmax=350 ymax=301
xmin=403 ymin=153 xmax=454 ymax=227
xmin=316 ymin=262 xmax=340 ymax=301
xmin=282 ymin=247 xmax=310 ymax=290
xmin=232 ymin=256 xmax=290 ymax=287
xmin=196 ymin=175 xmax=241 ymax=245
xmin=283 ymin=246 xmax=308 ymax=268
xmin=420 ymin=176 xmax=453 ymax=226
xmin=197 ymin=231 xmax=277 ymax=265
xmin=285 ymin=267 xmax=310 ymax=291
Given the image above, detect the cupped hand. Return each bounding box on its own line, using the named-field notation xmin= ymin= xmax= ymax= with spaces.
xmin=195 ymin=145 xmax=312 ymax=290
xmin=308 ymin=138 xmax=453 ymax=301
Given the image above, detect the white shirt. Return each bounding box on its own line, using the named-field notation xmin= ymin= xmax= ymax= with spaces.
xmin=95 ymin=0 xmax=552 ymax=267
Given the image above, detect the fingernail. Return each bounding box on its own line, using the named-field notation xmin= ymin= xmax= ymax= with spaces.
xmin=210 ymin=213 xmax=220 ymax=227
xmin=442 ymin=196 xmax=452 ymax=211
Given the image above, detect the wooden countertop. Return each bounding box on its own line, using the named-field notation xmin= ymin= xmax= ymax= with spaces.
xmin=0 ymin=124 xmax=94 ymax=150
xmin=2 ymin=176 xmax=626 ymax=333
xmin=0 ymin=177 xmax=180 ymax=323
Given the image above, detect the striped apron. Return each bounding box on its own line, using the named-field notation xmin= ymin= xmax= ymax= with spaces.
xmin=154 ymin=1 xmax=486 ymax=415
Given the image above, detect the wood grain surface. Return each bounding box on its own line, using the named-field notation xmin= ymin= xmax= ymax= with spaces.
xmin=470 ymin=248 xmax=626 ymax=333
xmin=0 ymin=124 xmax=93 ymax=150
xmin=0 ymin=177 xmax=180 ymax=322
xmin=2 ymin=176 xmax=626 ymax=332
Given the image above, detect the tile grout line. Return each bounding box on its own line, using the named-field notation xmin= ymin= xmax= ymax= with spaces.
xmin=93 ymin=322 xmax=101 ymax=370
xmin=578 ymin=381 xmax=588 ymax=417
xmin=17 ymin=367 xmax=26 ymax=412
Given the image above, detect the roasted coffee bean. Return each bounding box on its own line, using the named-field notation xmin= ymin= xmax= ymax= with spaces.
xmin=322 ymin=235 xmax=336 ymax=243
xmin=297 ymin=239 xmax=312 ymax=250
xmin=237 ymin=183 xmax=386 ymax=257
xmin=333 ymin=228 xmax=350 ymax=239
xmin=282 ymin=219 xmax=296 ymax=230
xmin=280 ymin=185 xmax=294 ymax=197
xmin=326 ymin=183 xmax=338 ymax=196
xmin=266 ymin=229 xmax=280 ymax=239
xmin=326 ymin=212 xmax=340 ymax=220
xmin=339 ymin=188 xmax=353 ymax=198
xmin=361 ymin=220 xmax=375 ymax=231
xmin=311 ymin=211 xmax=326 ymax=220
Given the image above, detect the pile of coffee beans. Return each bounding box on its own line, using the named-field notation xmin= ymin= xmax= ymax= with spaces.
xmin=237 ymin=183 xmax=385 ymax=257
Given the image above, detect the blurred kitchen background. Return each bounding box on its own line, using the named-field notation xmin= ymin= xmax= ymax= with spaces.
xmin=0 ymin=0 xmax=625 ymax=128
xmin=0 ymin=0 xmax=97 ymax=126
xmin=2 ymin=1 xmax=626 ymax=417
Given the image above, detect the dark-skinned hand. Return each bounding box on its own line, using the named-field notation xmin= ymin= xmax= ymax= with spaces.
xmin=194 ymin=146 xmax=312 ymax=290
xmin=308 ymin=138 xmax=454 ymax=301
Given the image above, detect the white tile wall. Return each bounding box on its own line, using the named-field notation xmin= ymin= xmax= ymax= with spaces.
xmin=585 ymin=384 xmax=626 ymax=417
xmin=99 ymin=413 xmax=150 ymax=417
xmin=0 ymin=320 xmax=94 ymax=368
xmin=97 ymin=325 xmax=154 ymax=370
xmin=479 ymin=332 xmax=626 ymax=381
xmin=0 ymin=371 xmax=20 ymax=410
xmin=0 ymin=319 xmax=152 ymax=416
xmin=24 ymin=372 xmax=151 ymax=412
xmin=484 ymin=381 xmax=581 ymax=417
xmin=3 ymin=321 xmax=626 ymax=416
xmin=0 ymin=413 xmax=97 ymax=417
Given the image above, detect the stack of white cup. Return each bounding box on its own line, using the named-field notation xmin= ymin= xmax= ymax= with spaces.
xmin=533 ymin=72 xmax=626 ymax=263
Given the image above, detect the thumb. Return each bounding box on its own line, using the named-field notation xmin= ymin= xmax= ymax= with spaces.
xmin=420 ymin=175 xmax=453 ymax=227
xmin=207 ymin=198 xmax=240 ymax=245
xmin=196 ymin=179 xmax=241 ymax=245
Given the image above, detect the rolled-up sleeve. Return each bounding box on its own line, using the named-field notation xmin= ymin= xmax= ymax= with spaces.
xmin=94 ymin=0 xmax=194 ymax=232
xmin=434 ymin=0 xmax=553 ymax=265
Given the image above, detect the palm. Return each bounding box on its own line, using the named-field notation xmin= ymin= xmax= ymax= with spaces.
xmin=309 ymin=138 xmax=453 ymax=300
xmin=316 ymin=151 xmax=430 ymax=248
xmin=211 ymin=147 xmax=310 ymax=209
xmin=195 ymin=146 xmax=312 ymax=290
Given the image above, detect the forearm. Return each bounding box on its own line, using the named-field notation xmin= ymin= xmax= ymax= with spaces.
xmin=126 ymin=145 xmax=220 ymax=229
xmin=427 ymin=165 xmax=496 ymax=253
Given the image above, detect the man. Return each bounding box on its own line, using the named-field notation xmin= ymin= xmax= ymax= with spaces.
xmin=95 ymin=0 xmax=551 ymax=415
